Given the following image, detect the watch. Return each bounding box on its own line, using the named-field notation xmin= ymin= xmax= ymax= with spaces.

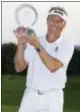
xmin=35 ymin=45 xmax=44 ymax=52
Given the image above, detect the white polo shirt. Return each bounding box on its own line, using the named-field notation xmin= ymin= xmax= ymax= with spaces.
xmin=24 ymin=35 xmax=74 ymax=91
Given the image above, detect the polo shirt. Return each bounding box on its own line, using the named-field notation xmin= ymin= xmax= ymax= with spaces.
xmin=24 ymin=35 xmax=74 ymax=91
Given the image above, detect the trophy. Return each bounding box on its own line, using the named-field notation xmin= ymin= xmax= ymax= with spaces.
xmin=14 ymin=4 xmax=38 ymax=36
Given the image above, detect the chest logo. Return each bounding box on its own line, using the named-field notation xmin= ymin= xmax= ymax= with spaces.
xmin=54 ymin=47 xmax=59 ymax=52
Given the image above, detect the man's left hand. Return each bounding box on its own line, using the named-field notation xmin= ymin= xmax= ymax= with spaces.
xmin=27 ymin=33 xmax=41 ymax=48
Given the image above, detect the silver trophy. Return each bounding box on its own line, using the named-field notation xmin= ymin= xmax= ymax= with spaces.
xmin=14 ymin=4 xmax=38 ymax=36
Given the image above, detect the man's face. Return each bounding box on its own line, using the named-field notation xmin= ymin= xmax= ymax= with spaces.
xmin=47 ymin=15 xmax=66 ymax=42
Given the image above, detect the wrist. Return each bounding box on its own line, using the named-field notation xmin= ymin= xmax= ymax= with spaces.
xmin=18 ymin=44 xmax=24 ymax=47
xmin=35 ymin=45 xmax=44 ymax=53
xmin=34 ymin=42 xmax=41 ymax=48
xmin=18 ymin=44 xmax=26 ymax=49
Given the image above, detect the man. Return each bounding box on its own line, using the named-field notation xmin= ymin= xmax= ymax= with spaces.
xmin=14 ymin=6 xmax=74 ymax=112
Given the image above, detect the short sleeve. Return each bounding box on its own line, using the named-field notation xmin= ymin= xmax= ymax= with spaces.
xmin=24 ymin=43 xmax=34 ymax=63
xmin=55 ymin=42 xmax=74 ymax=66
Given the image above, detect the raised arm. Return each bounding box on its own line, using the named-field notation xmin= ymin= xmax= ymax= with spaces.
xmin=13 ymin=27 xmax=29 ymax=72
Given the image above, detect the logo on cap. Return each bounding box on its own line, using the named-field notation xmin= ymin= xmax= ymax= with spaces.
xmin=55 ymin=10 xmax=63 ymax=16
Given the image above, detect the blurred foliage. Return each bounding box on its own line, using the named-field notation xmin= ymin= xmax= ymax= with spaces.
xmin=1 ymin=43 xmax=27 ymax=76
xmin=67 ymin=48 xmax=80 ymax=75
xmin=1 ymin=43 xmax=80 ymax=76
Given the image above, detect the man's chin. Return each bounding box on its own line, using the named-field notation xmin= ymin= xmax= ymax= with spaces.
xmin=49 ymin=34 xmax=56 ymax=39
xmin=46 ymin=33 xmax=57 ymax=43
xmin=46 ymin=37 xmax=56 ymax=43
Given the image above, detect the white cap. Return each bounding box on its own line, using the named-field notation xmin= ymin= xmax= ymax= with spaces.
xmin=48 ymin=9 xmax=67 ymax=22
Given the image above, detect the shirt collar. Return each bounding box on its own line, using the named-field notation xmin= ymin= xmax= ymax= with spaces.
xmin=45 ymin=35 xmax=64 ymax=45
xmin=53 ymin=35 xmax=64 ymax=44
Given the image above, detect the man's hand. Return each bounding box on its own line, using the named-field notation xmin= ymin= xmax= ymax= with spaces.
xmin=13 ymin=26 xmax=40 ymax=48
xmin=13 ymin=26 xmax=28 ymax=45
xmin=27 ymin=33 xmax=41 ymax=48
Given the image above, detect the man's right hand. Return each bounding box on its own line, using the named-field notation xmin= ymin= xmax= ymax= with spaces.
xmin=13 ymin=26 xmax=28 ymax=45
